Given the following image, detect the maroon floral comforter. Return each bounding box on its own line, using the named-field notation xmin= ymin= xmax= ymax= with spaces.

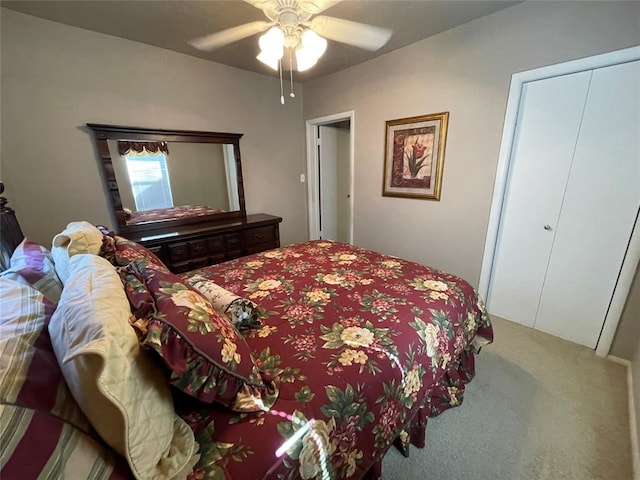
xmin=178 ymin=240 xmax=492 ymax=480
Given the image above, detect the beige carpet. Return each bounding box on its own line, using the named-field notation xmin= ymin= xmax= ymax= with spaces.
xmin=382 ymin=316 xmax=633 ymax=480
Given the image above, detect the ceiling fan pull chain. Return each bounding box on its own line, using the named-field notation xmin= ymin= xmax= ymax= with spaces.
xmin=279 ymin=58 xmax=284 ymax=105
xmin=289 ymin=49 xmax=295 ymax=98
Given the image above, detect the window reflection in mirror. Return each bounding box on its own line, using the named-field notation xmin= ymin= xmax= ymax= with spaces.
xmin=107 ymin=140 xmax=240 ymax=226
xmin=124 ymin=150 xmax=174 ymax=210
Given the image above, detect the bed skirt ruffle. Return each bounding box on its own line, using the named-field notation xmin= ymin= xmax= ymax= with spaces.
xmin=363 ymin=346 xmax=477 ymax=479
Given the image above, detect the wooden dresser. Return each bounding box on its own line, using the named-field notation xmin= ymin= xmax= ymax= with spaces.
xmin=128 ymin=213 xmax=282 ymax=273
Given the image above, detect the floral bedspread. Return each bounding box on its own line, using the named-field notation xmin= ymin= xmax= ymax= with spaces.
xmin=177 ymin=241 xmax=492 ymax=480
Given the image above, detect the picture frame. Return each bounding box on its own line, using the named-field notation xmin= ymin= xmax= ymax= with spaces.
xmin=382 ymin=112 xmax=449 ymax=200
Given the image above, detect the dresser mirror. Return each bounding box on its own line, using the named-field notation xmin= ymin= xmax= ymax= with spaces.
xmin=88 ymin=124 xmax=246 ymax=235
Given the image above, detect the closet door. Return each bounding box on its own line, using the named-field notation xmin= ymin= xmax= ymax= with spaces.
xmin=534 ymin=60 xmax=640 ymax=347
xmin=487 ymin=71 xmax=592 ymax=327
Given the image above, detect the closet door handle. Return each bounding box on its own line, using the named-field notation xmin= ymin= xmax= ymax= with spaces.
xmin=543 ymin=225 xmax=552 ymax=231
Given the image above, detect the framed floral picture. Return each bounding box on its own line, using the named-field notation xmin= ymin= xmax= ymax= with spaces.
xmin=382 ymin=112 xmax=449 ymax=200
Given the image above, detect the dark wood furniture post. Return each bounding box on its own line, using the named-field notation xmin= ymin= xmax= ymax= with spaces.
xmin=0 ymin=182 xmax=25 ymax=270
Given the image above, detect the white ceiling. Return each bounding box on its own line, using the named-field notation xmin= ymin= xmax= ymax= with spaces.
xmin=1 ymin=0 xmax=521 ymax=81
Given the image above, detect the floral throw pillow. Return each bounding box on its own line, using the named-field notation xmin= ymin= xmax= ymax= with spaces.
xmin=120 ymin=256 xmax=277 ymax=413
xmin=99 ymin=231 xmax=167 ymax=270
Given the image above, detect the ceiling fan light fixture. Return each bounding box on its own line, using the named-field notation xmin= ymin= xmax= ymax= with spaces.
xmin=295 ymin=49 xmax=317 ymax=72
xmin=257 ymin=26 xmax=285 ymax=70
xmin=301 ymin=29 xmax=327 ymax=57
xmin=257 ymin=51 xmax=280 ymax=70
xmin=295 ymin=29 xmax=327 ymax=71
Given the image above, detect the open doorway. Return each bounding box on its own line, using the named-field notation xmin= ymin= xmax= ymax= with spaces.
xmin=305 ymin=111 xmax=354 ymax=243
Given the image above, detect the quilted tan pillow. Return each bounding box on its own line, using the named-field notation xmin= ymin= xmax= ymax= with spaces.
xmin=51 ymin=221 xmax=104 ymax=284
xmin=48 ymin=254 xmax=199 ymax=480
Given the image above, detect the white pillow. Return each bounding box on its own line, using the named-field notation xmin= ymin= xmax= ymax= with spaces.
xmin=48 ymin=254 xmax=198 ymax=480
xmin=51 ymin=221 xmax=104 ymax=284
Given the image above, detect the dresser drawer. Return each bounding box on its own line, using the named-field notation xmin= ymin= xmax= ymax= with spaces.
xmin=171 ymin=257 xmax=209 ymax=274
xmin=172 ymin=253 xmax=227 ymax=273
xmin=225 ymin=249 xmax=242 ymax=261
xmin=225 ymin=234 xmax=241 ymax=250
xmin=188 ymin=239 xmax=208 ymax=257
xmin=167 ymin=242 xmax=190 ymax=262
xmin=246 ymin=244 xmax=275 ymax=255
xmin=245 ymin=227 xmax=275 ymax=246
xmin=206 ymin=236 xmax=225 ymax=252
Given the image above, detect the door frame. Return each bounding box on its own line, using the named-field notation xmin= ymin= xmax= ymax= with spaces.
xmin=305 ymin=111 xmax=355 ymax=243
xmin=479 ymin=45 xmax=640 ymax=357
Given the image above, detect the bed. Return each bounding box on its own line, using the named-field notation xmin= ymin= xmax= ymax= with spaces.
xmin=0 ymin=183 xmax=492 ymax=480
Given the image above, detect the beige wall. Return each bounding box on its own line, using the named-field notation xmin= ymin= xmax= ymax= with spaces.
xmin=165 ymin=143 xmax=228 ymax=209
xmin=0 ymin=8 xmax=307 ymax=247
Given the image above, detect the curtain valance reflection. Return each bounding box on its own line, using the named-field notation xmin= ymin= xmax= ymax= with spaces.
xmin=118 ymin=141 xmax=169 ymax=156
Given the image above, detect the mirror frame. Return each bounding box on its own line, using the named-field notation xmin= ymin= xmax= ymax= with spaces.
xmin=87 ymin=123 xmax=246 ymax=235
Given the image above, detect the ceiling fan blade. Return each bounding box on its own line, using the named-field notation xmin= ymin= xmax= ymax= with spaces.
xmin=310 ymin=15 xmax=392 ymax=51
xmin=301 ymin=0 xmax=343 ymax=15
xmin=243 ymin=0 xmax=272 ymax=10
xmin=189 ymin=21 xmax=271 ymax=51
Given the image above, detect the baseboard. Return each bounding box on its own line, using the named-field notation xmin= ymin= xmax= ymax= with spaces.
xmin=608 ymin=355 xmax=640 ymax=479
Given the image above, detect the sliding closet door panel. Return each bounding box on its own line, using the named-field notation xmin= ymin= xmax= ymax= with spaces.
xmin=487 ymin=71 xmax=591 ymax=327
xmin=535 ymin=61 xmax=640 ymax=347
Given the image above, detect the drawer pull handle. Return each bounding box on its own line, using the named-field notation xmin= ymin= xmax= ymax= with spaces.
xmin=254 ymin=233 xmax=264 ymax=239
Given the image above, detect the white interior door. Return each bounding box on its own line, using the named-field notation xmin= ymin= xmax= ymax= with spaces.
xmin=318 ymin=125 xmax=352 ymax=243
xmin=534 ymin=61 xmax=640 ymax=347
xmin=487 ymin=71 xmax=592 ymax=327
xmin=319 ymin=125 xmax=338 ymax=241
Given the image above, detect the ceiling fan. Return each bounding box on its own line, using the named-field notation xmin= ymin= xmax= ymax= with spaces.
xmin=189 ymin=0 xmax=393 ymax=73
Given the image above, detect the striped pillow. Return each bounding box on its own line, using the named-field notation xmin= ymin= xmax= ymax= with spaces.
xmin=0 ymin=278 xmax=129 ymax=479
xmin=0 ymin=405 xmax=130 ymax=479
xmin=0 ymin=238 xmax=63 ymax=303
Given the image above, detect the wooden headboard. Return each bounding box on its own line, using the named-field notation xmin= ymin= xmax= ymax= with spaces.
xmin=0 ymin=182 xmax=25 ymax=270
